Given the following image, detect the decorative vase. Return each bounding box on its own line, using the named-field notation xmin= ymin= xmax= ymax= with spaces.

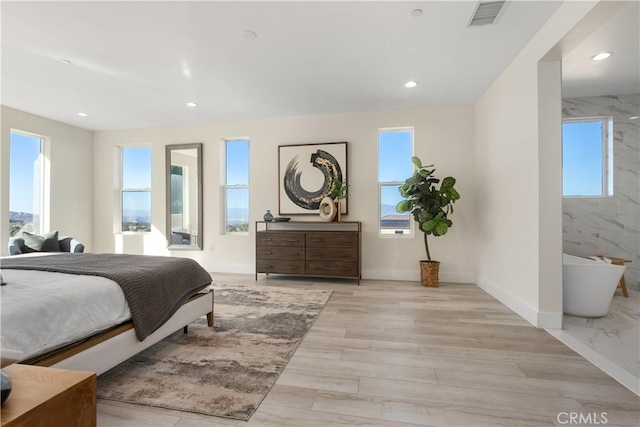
xmin=318 ymin=197 xmax=336 ymax=222
xmin=263 ymin=210 xmax=273 ymax=222
xmin=420 ymin=260 xmax=440 ymax=287
xmin=335 ymin=200 xmax=342 ymax=222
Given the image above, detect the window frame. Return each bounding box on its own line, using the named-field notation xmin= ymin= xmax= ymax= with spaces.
xmin=8 ymin=129 xmax=49 ymax=236
xmin=562 ymin=116 xmax=613 ymax=198
xmin=377 ymin=126 xmax=414 ymax=238
xmin=223 ymin=138 xmax=250 ymax=235
xmin=118 ymin=145 xmax=152 ymax=233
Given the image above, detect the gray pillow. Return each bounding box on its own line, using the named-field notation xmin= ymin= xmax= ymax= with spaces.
xmin=21 ymin=230 xmax=60 ymax=252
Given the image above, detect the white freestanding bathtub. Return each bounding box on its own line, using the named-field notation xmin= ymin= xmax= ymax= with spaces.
xmin=563 ymin=254 xmax=626 ymax=317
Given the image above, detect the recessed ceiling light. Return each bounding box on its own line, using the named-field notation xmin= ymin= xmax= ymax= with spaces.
xmin=243 ymin=31 xmax=257 ymax=40
xmin=630 ymin=116 xmax=639 ymax=120
xmin=591 ymin=52 xmax=613 ymax=61
xmin=59 ymin=59 xmax=72 ymax=65
xmin=186 ymin=102 xmax=197 ymax=108
xmin=77 ymin=112 xmax=88 ymax=117
xmin=411 ymin=9 xmax=423 ymax=17
xmin=404 ymin=81 xmax=418 ymax=88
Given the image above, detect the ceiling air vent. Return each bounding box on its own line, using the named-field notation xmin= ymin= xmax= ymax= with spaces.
xmin=467 ymin=1 xmax=507 ymax=27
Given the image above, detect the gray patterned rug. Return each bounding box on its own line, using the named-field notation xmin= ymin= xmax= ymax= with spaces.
xmin=97 ymin=284 xmax=332 ymax=420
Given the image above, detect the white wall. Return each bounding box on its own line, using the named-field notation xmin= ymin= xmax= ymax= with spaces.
xmin=0 ymin=106 xmax=94 ymax=255
xmin=474 ymin=1 xmax=609 ymax=327
xmin=93 ymin=106 xmax=477 ymax=282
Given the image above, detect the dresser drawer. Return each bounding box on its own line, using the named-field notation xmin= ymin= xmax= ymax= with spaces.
xmin=306 ymin=247 xmax=357 ymax=262
xmin=257 ymin=260 xmax=305 ymax=274
xmin=306 ymin=232 xmax=358 ymax=248
xmin=256 ymin=246 xmax=304 ymax=261
xmin=256 ymin=232 xmax=304 ymax=247
xmin=306 ymin=260 xmax=358 ymax=278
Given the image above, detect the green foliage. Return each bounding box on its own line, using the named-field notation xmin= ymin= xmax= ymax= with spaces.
xmin=396 ymin=156 xmax=460 ymax=261
xmin=332 ymin=177 xmax=349 ymax=200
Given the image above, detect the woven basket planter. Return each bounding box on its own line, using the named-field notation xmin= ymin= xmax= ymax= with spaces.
xmin=420 ymin=261 xmax=440 ymax=287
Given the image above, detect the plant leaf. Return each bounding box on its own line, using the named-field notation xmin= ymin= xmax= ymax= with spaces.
xmin=421 ymin=220 xmax=436 ymax=232
xmin=396 ymin=200 xmax=411 ymax=213
xmin=412 ymin=156 xmax=423 ymax=169
xmin=442 ymin=177 xmax=456 ymax=188
xmin=435 ymin=222 xmax=449 ymax=236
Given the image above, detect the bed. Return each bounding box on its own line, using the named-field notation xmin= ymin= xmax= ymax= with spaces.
xmin=0 ymin=252 xmax=214 ymax=375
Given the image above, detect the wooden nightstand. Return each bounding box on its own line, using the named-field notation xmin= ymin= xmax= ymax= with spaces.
xmin=0 ymin=364 xmax=96 ymax=427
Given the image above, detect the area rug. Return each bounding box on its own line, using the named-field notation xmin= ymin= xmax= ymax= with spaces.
xmin=97 ymin=284 xmax=332 ymax=420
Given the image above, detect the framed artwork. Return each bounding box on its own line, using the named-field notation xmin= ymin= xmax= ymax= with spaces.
xmin=278 ymin=141 xmax=348 ymax=215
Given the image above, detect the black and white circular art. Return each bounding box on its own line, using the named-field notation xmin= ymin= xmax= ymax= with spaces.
xmin=284 ymin=150 xmax=342 ymax=210
xmin=278 ymin=142 xmax=347 ymax=215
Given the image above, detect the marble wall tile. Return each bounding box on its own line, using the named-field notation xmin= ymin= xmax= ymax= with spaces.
xmin=563 ymin=94 xmax=640 ymax=289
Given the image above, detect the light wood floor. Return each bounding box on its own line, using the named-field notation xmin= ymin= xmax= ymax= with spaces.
xmin=98 ymin=275 xmax=640 ymax=426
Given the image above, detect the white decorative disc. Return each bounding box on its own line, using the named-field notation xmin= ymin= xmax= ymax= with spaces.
xmin=318 ymin=196 xmax=336 ymax=222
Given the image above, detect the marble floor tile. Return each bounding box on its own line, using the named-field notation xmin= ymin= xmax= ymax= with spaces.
xmin=548 ymin=289 xmax=640 ymax=394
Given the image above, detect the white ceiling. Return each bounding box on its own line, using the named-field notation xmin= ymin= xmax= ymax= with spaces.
xmin=562 ymin=1 xmax=640 ymax=99
xmin=1 ymin=1 xmax=564 ymax=131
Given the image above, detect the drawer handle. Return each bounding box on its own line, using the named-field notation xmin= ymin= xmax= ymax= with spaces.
xmin=287 ymin=239 xmax=299 ymax=242
xmin=263 ymin=238 xmax=273 ymax=242
xmin=264 ymin=252 xmax=273 ymax=255
xmin=265 ymin=265 xmax=273 ymax=268
xmin=310 ymin=239 xmax=323 ymax=243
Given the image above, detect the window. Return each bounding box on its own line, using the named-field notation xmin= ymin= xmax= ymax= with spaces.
xmin=562 ymin=117 xmax=613 ymax=197
xmin=378 ymin=128 xmax=413 ymax=236
xmin=224 ymin=139 xmax=250 ymax=233
xmin=9 ymin=130 xmax=46 ymax=237
xmin=120 ymin=146 xmax=151 ymax=232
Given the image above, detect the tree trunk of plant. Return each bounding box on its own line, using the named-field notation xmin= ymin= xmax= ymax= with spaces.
xmin=424 ymin=233 xmax=431 ymax=262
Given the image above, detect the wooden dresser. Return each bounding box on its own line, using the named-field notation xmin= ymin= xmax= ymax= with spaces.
xmin=255 ymin=221 xmax=361 ymax=284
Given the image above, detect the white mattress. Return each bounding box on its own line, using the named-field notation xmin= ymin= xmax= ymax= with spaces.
xmin=0 ymin=268 xmax=131 ymax=361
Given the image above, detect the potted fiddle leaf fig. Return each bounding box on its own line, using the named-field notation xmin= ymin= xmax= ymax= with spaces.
xmin=396 ymin=156 xmax=460 ymax=287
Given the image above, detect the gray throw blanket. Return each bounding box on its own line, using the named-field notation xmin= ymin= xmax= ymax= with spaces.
xmin=1 ymin=253 xmax=212 ymax=341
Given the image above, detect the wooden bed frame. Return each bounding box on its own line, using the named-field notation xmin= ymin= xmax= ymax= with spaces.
xmin=27 ymin=289 xmax=214 ymax=375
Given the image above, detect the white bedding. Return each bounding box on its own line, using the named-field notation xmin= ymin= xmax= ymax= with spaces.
xmin=0 ymin=268 xmax=131 ymax=360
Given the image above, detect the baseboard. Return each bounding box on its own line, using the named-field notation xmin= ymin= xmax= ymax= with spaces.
xmin=362 ymin=269 xmax=475 ymax=283
xmin=207 ymin=265 xmax=474 ymax=284
xmin=476 ymin=275 xmax=539 ymax=327
xmin=440 ymin=272 xmax=476 ymax=284
xmin=207 ymin=264 xmax=254 ymax=275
